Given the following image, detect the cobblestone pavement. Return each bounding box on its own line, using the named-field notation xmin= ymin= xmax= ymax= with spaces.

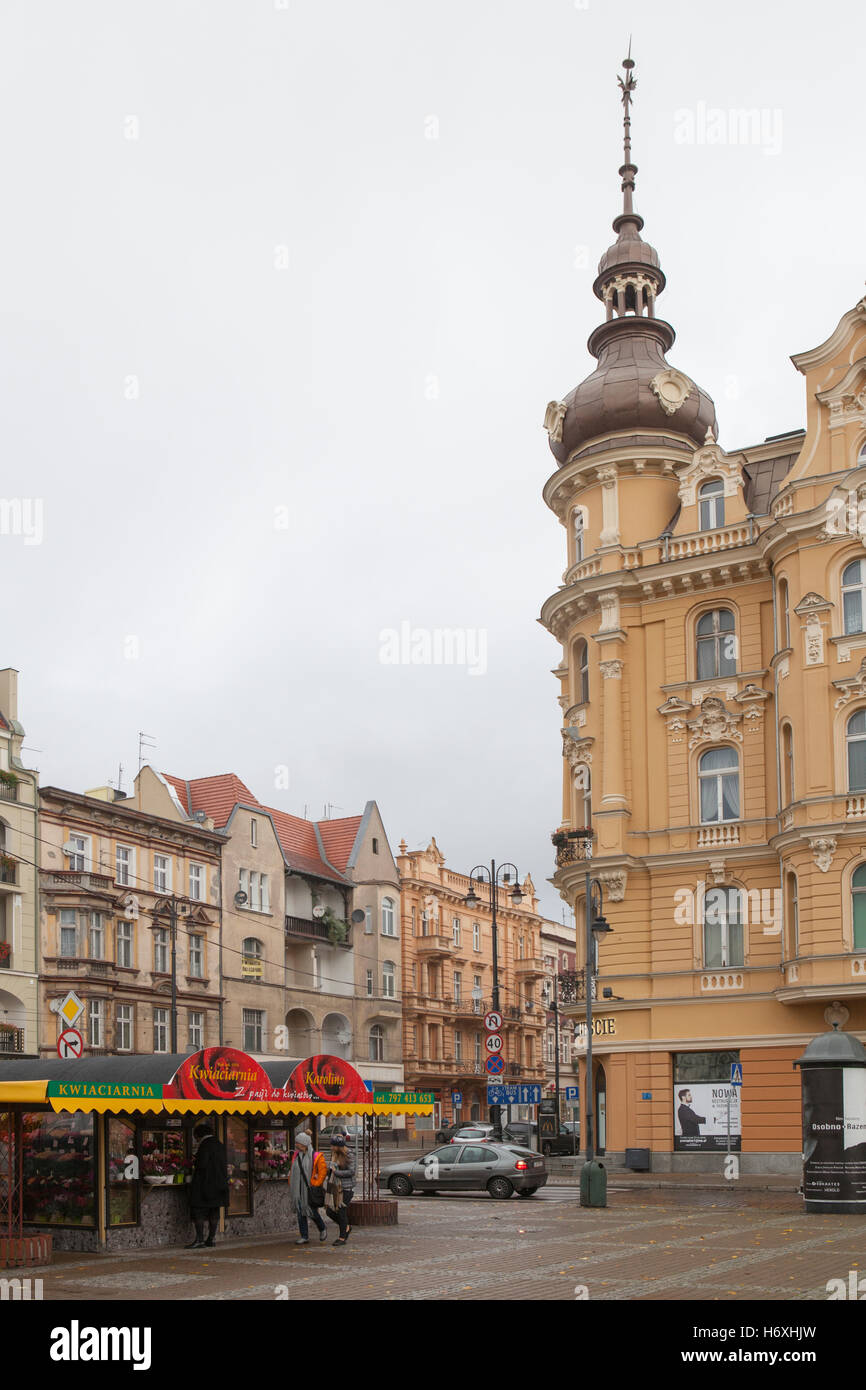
xmin=17 ymin=1187 xmax=866 ymax=1302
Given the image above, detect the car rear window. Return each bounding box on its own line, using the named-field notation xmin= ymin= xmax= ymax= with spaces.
xmin=503 ymin=1146 xmax=538 ymax=1159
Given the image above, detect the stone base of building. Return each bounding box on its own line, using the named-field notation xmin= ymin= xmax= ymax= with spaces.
xmin=599 ymin=1149 xmax=801 ymax=1176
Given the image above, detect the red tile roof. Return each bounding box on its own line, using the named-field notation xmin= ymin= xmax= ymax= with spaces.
xmin=317 ymin=816 xmax=363 ymax=873
xmin=163 ymin=772 xmax=352 ymax=884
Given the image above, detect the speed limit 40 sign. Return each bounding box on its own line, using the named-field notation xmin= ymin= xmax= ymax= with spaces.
xmin=484 ymin=1011 xmax=502 ymax=1031
xmin=485 ymin=1033 xmax=503 ymax=1053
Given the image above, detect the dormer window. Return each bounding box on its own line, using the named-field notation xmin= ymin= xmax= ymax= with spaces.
xmin=699 ymin=479 xmax=725 ymax=531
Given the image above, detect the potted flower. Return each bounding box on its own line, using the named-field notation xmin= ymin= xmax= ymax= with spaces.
xmin=0 ymin=942 xmax=11 ymax=966
xmin=321 ymin=907 xmax=348 ymax=945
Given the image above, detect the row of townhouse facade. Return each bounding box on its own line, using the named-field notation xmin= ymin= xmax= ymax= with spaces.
xmin=1 ymin=670 xmax=571 ymax=1128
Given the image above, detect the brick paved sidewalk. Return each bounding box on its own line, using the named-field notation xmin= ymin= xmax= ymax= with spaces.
xmin=12 ymin=1187 xmax=863 ymax=1302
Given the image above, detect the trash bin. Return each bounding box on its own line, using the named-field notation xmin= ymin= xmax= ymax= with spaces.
xmin=625 ymin=1147 xmax=651 ymax=1171
xmin=580 ymin=1158 xmax=607 ymax=1208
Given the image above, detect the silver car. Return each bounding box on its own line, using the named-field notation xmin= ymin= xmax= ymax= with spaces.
xmin=379 ymin=1142 xmax=548 ymax=1200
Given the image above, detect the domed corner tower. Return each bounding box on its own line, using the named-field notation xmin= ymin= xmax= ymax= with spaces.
xmin=541 ymin=51 xmax=720 ymax=888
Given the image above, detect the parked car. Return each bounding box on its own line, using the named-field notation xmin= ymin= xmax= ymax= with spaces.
xmin=435 ymin=1121 xmax=494 ymax=1144
xmin=316 ymin=1123 xmax=363 ymax=1147
xmin=504 ymin=1120 xmax=578 ymax=1157
xmin=379 ymin=1142 xmax=548 ymax=1199
xmin=449 ymin=1125 xmax=496 ymax=1144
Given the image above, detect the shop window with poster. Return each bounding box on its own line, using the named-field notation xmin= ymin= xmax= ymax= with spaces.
xmin=22 ymin=1111 xmax=96 ymax=1227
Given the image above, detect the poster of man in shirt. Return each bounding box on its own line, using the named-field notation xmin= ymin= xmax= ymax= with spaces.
xmin=673 ymin=1083 xmax=741 ymax=1151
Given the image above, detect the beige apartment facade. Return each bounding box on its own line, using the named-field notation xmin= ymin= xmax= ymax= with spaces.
xmin=398 ymin=838 xmax=547 ymax=1132
xmin=38 ymin=782 xmax=223 ymax=1057
xmin=540 ymin=60 xmax=866 ymax=1171
xmin=0 ymin=669 xmax=39 ymax=1057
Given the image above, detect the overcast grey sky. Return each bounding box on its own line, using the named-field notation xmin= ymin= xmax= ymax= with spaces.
xmin=2 ymin=0 xmax=863 ymax=922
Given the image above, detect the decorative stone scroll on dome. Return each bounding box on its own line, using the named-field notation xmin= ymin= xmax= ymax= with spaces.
xmin=686 ymin=696 xmax=743 ymax=750
xmin=809 ymin=836 xmax=837 ymax=874
xmin=833 ymin=655 xmax=866 ymax=709
xmin=543 ymin=400 xmax=568 ymax=444
xmin=650 ymin=368 xmax=695 ymax=417
xmin=675 ymin=436 xmax=745 ymax=508
xmin=816 ymin=358 xmax=866 ymax=432
xmin=596 ymin=869 xmax=627 ymax=902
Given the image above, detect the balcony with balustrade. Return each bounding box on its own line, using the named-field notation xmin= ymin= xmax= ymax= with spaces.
xmin=414 ymin=933 xmax=454 ymax=959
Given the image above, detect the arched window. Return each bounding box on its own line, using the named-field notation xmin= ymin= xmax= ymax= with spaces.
xmin=698 ymin=748 xmax=740 ymax=823
xmin=842 ymin=560 xmax=866 ymax=635
xmin=782 ymin=723 xmax=794 ymax=806
xmin=382 ymin=960 xmax=396 ymax=998
xmin=703 ymin=886 xmax=744 ymax=968
xmin=699 ymin=479 xmax=725 ymax=530
xmin=778 ymin=578 xmax=790 ymax=650
xmin=574 ymin=509 xmax=585 ymax=564
xmin=382 ymin=897 xmax=396 ymax=936
xmin=369 ymin=1024 xmax=384 ymax=1062
xmin=852 ymin=865 xmax=866 ymax=950
xmin=696 ymin=609 xmax=736 ymax=678
xmin=785 ymin=873 xmax=798 ymax=959
xmin=242 ymin=937 xmax=262 ymax=962
xmin=575 ymin=638 xmax=589 ymax=704
xmin=847 ymin=710 xmax=866 ymax=790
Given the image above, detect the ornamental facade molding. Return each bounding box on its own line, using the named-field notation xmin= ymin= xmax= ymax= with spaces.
xmin=599 ymin=658 xmax=624 ymax=680
xmin=596 ymin=869 xmax=627 ymax=902
xmin=687 ymin=696 xmax=743 ymax=750
xmin=562 ymin=730 xmax=594 ymax=773
xmin=658 ymin=695 xmax=692 ymax=739
xmin=833 ymin=655 xmax=866 ymax=709
xmin=543 ymin=400 xmax=568 ymax=443
xmin=795 ymin=592 xmax=832 ymax=668
xmin=809 ymin=836 xmax=837 ymax=874
xmin=597 ymin=590 xmax=621 ymax=633
xmin=816 ymin=358 xmax=866 ymax=431
xmin=676 ymin=436 xmax=745 ymax=507
xmin=732 ymin=683 xmax=772 ymax=727
xmin=650 ymin=368 xmax=695 ymax=417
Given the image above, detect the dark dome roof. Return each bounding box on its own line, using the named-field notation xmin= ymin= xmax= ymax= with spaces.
xmin=548 ymin=316 xmax=717 ymax=465
xmin=596 ymin=215 xmax=661 ymax=278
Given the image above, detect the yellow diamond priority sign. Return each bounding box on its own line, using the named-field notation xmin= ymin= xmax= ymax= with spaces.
xmin=58 ymin=991 xmax=84 ymax=1028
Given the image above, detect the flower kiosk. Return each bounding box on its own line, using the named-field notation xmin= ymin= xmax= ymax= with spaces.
xmin=0 ymin=1048 xmax=433 ymax=1256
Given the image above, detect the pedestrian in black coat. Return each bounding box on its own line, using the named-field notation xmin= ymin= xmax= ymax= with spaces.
xmin=186 ymin=1123 xmax=229 ymax=1248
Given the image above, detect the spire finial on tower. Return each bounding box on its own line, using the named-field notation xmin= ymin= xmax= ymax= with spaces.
xmin=617 ymin=40 xmax=638 ymax=219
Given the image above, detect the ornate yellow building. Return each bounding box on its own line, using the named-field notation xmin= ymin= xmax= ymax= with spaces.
xmin=541 ymin=57 xmax=866 ymax=1172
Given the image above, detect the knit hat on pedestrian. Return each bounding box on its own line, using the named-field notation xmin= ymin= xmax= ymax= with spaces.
xmin=295 ymin=1132 xmax=312 ymax=1148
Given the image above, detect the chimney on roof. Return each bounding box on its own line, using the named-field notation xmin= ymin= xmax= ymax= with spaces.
xmin=0 ymin=668 xmax=19 ymax=723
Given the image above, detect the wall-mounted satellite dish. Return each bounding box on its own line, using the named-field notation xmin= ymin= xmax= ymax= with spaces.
xmin=312 ymin=905 xmax=326 ymax=918
xmin=350 ymin=909 xmax=365 ymax=924
xmin=234 ymin=890 xmax=248 ymax=907
xmin=336 ymin=1028 xmax=352 ymax=1047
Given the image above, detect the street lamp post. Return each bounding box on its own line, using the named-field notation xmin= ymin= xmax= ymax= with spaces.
xmin=153 ymin=896 xmax=190 ymax=1052
xmin=581 ymin=847 xmax=613 ymax=1206
xmin=465 ymin=860 xmax=523 ymax=1142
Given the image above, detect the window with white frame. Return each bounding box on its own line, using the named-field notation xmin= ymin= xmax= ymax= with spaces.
xmin=696 ymin=609 xmax=737 ymax=678
xmin=455 ymin=1030 xmax=463 ymax=1062
xmin=88 ymin=999 xmax=104 ymax=1047
xmin=474 ymin=1032 xmax=482 ymax=1063
xmin=453 ymin=970 xmax=462 ymax=1001
xmin=116 ymin=919 xmax=133 ymax=968
xmin=366 ymin=968 xmax=374 ymax=997
xmin=473 ymin=922 xmax=480 ymax=951
xmin=89 ymin=912 xmax=105 ymax=960
xmin=115 ymin=844 xmax=133 ymax=886
xmin=116 ymin=1004 xmax=133 ymax=1051
xmin=842 ymin=559 xmax=866 ymax=636
xmin=250 ymin=818 xmax=258 ymax=847
xmin=452 ymin=916 xmax=461 ymax=947
xmin=545 ymin=1031 xmax=555 ymax=1064
xmin=188 ymin=1011 xmax=204 ymax=1050
xmin=243 ymin=1008 xmax=264 ymax=1052
xmin=153 ymin=1008 xmax=168 ymax=1053
xmin=242 ymin=870 xmax=270 ymax=913
xmin=473 ymin=975 xmax=482 ymax=1012
xmin=364 ymin=907 xmax=373 ymax=935
xmin=153 ymin=854 xmax=170 ymax=893
xmin=703 ymin=886 xmax=744 ymax=968
xmin=560 ymin=1032 xmax=571 ymax=1064
xmin=852 ymin=864 xmax=866 ymax=951
xmin=369 ymin=1024 xmax=384 ymax=1062
xmin=59 ymin=908 xmax=78 ymax=958
xmin=698 ymin=747 xmax=740 ymax=822
xmin=698 ymin=478 xmax=725 ymax=530
xmin=153 ymin=928 xmax=169 ymax=974
xmin=574 ymin=508 xmax=585 ymax=564
xmin=382 ymin=960 xmax=396 ymax=998
xmin=575 ymin=638 xmax=589 ymax=704
xmin=67 ymin=835 xmax=89 ymax=872
xmin=189 ymin=934 xmax=204 ymax=977
xmin=189 ymin=863 xmax=204 ymax=901
xmin=847 ymin=710 xmax=866 ymax=790
xmin=382 ymin=897 xmax=396 ymax=936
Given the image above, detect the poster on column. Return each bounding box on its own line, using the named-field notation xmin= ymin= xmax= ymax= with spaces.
xmin=673 ymin=1081 xmax=741 ymax=1151
xmin=802 ymin=1067 xmax=866 ymax=1203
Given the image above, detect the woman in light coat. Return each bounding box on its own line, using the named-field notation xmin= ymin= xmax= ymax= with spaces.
xmin=288 ymin=1131 xmax=327 ymax=1244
